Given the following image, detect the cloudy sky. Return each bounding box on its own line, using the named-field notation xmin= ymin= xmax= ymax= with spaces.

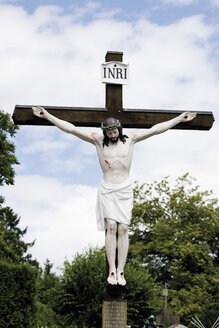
xmin=1 ymin=0 xmax=218 ymax=273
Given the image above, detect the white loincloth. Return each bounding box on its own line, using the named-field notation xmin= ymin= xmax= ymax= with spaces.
xmin=96 ymin=177 xmax=133 ymax=231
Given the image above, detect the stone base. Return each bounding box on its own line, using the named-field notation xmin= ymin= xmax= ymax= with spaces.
xmin=102 ymin=300 xmax=127 ymax=328
xmin=156 ymin=308 xmax=180 ymax=328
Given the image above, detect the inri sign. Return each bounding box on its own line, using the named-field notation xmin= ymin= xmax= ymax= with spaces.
xmin=101 ymin=61 xmax=129 ymax=85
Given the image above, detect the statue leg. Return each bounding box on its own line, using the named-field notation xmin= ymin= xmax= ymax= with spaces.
xmin=117 ymin=223 xmax=129 ymax=286
xmin=105 ymin=218 xmax=117 ymax=285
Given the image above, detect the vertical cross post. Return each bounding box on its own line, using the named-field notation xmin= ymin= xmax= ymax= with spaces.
xmin=105 ymin=51 xmax=123 ymax=112
xmin=104 ymin=51 xmax=125 ymax=301
xmin=164 ymin=283 xmax=168 ymax=309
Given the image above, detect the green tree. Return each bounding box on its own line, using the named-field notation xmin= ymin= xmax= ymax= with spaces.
xmin=129 ymin=174 xmax=219 ymax=325
xmin=0 ymin=110 xmax=19 ymax=186
xmin=0 ymin=262 xmax=38 ymax=328
xmin=0 ymin=110 xmax=39 ymax=326
xmin=55 ymin=247 xmax=162 ymax=328
xmin=0 ymin=197 xmax=36 ymax=264
xmin=0 ymin=110 xmax=37 ymax=265
xmin=36 ymin=259 xmax=61 ymax=327
xmin=55 ymin=247 xmax=105 ymax=328
xmin=123 ymin=263 xmax=162 ymax=327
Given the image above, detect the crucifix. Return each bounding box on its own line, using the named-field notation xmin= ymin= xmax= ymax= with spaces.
xmin=12 ymin=51 xmax=214 ymax=292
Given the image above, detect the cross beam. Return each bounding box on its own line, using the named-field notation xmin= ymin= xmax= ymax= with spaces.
xmin=12 ymin=51 xmax=214 ymax=130
xmin=12 ymin=105 xmax=214 ymax=130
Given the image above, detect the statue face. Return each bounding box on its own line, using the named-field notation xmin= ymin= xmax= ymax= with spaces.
xmin=106 ymin=128 xmax=119 ymax=143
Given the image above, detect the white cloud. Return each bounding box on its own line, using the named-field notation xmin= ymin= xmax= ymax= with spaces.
xmin=69 ymin=1 xmax=122 ymax=20
xmin=69 ymin=1 xmax=100 ymax=20
xmin=2 ymin=175 xmax=104 ymax=272
xmin=17 ymin=126 xmax=97 ymax=176
xmin=161 ymin=0 xmax=198 ymax=5
xmin=1 ymin=5 xmax=217 ymax=114
xmin=125 ymin=15 xmax=217 ymax=111
xmin=131 ymin=127 xmax=219 ymax=196
xmin=22 ymin=139 xmax=70 ymax=154
xmin=210 ymin=0 xmax=219 ymax=7
xmin=0 ymin=3 xmax=135 ymax=114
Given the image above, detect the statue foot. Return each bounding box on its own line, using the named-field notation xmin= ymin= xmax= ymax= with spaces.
xmin=117 ymin=272 xmax=126 ymax=286
xmin=107 ymin=272 xmax=117 ymax=285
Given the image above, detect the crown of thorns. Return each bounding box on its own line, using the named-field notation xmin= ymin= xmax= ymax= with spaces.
xmin=101 ymin=120 xmax=121 ymax=131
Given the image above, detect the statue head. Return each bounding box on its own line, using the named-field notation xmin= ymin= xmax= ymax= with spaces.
xmin=101 ymin=117 xmax=128 ymax=147
xmin=148 ymin=315 xmax=155 ymax=322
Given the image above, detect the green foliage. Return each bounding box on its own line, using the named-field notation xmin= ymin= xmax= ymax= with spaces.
xmin=0 ymin=110 xmax=19 ymax=186
xmin=0 ymin=197 xmax=37 ymax=265
xmin=37 ymin=259 xmax=60 ymax=305
xmin=0 ymin=261 xmax=38 ymax=328
xmin=0 ymin=109 xmax=36 ymax=265
xmin=129 ymin=174 xmax=219 ymax=325
xmin=200 ymin=301 xmax=219 ymax=328
xmin=0 ymin=111 xmax=39 ymax=326
xmin=124 ymin=263 xmax=162 ymax=327
xmin=54 ymin=247 xmax=162 ymax=328
xmin=55 ymin=247 xmax=105 ymax=328
xmin=36 ymin=301 xmax=60 ymax=328
xmin=36 ymin=260 xmax=61 ymax=328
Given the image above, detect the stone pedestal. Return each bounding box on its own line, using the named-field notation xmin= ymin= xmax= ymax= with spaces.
xmin=156 ymin=308 xmax=180 ymax=328
xmin=102 ymin=300 xmax=127 ymax=328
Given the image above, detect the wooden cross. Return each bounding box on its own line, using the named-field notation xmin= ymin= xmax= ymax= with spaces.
xmin=12 ymin=51 xmax=214 ymax=299
xmin=13 ymin=51 xmax=214 ymax=130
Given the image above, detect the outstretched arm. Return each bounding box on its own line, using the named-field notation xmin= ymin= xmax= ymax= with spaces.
xmin=133 ymin=112 xmax=196 ymax=143
xmin=32 ymin=106 xmax=97 ymax=144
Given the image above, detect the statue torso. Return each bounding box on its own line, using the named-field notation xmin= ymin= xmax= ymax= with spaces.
xmin=94 ymin=134 xmax=135 ymax=185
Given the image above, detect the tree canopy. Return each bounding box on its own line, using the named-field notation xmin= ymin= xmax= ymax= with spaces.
xmin=0 ymin=110 xmax=36 ymax=265
xmin=0 ymin=110 xmax=39 ymax=327
xmin=0 ymin=110 xmax=19 ymax=186
xmin=54 ymin=247 xmax=162 ymax=328
xmin=0 ymin=197 xmax=36 ymax=264
xmin=129 ymin=173 xmax=219 ymax=325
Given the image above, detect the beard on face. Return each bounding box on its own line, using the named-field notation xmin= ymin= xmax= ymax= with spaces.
xmin=110 ymin=136 xmax=119 ymax=143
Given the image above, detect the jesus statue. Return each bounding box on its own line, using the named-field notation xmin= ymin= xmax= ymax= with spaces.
xmin=33 ymin=106 xmax=196 ymax=286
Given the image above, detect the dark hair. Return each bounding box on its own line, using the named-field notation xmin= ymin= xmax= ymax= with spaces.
xmin=101 ymin=117 xmax=128 ymax=147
